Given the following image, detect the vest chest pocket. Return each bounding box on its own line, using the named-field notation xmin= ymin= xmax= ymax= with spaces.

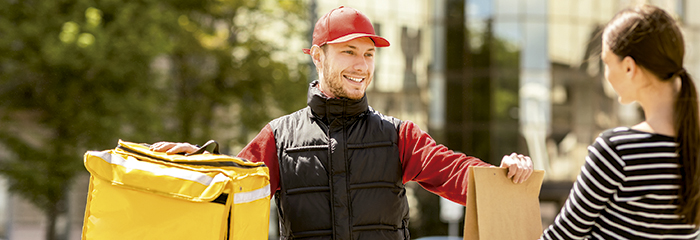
xmin=282 ymin=146 xmax=331 ymax=188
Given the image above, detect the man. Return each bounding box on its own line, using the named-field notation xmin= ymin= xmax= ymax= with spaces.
xmin=151 ymin=6 xmax=533 ymax=240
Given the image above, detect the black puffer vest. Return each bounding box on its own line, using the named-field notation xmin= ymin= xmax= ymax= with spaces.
xmin=269 ymin=81 xmax=410 ymax=240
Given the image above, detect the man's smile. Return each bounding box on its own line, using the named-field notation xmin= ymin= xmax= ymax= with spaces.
xmin=344 ymin=75 xmax=364 ymax=83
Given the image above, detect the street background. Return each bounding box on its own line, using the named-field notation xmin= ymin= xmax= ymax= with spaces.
xmin=1 ymin=0 xmax=699 ymax=239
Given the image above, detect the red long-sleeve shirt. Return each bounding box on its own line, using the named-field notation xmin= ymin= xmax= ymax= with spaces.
xmin=237 ymin=120 xmax=492 ymax=205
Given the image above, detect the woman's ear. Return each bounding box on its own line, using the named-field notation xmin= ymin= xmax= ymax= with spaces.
xmin=622 ymin=56 xmax=638 ymax=79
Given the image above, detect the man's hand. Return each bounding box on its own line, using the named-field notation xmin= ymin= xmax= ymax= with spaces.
xmin=150 ymin=142 xmax=199 ymax=154
xmin=499 ymin=153 xmax=534 ymax=184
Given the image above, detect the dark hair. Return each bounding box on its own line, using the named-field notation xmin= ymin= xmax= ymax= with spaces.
xmin=604 ymin=5 xmax=700 ymax=225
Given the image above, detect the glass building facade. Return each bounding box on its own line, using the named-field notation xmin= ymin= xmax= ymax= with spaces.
xmin=310 ymin=0 xmax=700 ymax=237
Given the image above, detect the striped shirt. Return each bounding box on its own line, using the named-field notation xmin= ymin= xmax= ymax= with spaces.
xmin=541 ymin=127 xmax=700 ymax=239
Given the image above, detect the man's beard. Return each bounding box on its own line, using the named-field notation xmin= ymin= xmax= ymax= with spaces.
xmin=322 ymin=60 xmax=348 ymax=99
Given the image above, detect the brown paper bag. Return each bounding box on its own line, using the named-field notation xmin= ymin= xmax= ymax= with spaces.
xmin=464 ymin=166 xmax=545 ymax=240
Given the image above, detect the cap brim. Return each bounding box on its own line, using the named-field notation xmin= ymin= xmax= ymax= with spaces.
xmin=326 ymin=33 xmax=390 ymax=47
xmin=302 ymin=33 xmax=390 ymax=55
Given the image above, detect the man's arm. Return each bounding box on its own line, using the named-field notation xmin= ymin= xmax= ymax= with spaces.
xmin=399 ymin=120 xmax=492 ymax=205
xmin=237 ymin=124 xmax=280 ymax=197
xmin=150 ymin=125 xmax=280 ymax=197
xmin=398 ymin=120 xmax=533 ymax=205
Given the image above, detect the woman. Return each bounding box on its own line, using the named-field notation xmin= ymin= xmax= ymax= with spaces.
xmin=541 ymin=5 xmax=700 ymax=239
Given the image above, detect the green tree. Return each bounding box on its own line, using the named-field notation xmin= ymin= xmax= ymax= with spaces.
xmin=158 ymin=0 xmax=310 ymax=146
xmin=0 ymin=0 xmax=308 ymax=239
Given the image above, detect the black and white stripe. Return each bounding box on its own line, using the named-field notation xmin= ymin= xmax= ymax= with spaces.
xmin=541 ymin=127 xmax=700 ymax=239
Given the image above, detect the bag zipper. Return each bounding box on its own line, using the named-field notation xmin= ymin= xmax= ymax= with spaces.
xmin=116 ymin=145 xmax=265 ymax=168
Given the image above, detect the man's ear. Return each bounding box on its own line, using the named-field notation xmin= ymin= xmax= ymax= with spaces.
xmin=311 ymin=45 xmax=324 ymax=69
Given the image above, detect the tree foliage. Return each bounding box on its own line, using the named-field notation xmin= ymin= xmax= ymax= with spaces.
xmin=0 ymin=0 xmax=309 ymax=239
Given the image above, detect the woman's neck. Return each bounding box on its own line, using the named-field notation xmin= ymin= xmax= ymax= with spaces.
xmin=633 ymin=77 xmax=678 ymax=137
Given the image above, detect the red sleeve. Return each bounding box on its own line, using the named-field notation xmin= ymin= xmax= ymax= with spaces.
xmin=399 ymin=121 xmax=493 ymax=205
xmin=237 ymin=124 xmax=279 ymax=197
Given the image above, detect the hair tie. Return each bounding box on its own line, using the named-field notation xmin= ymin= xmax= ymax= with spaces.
xmin=675 ymin=68 xmax=686 ymax=77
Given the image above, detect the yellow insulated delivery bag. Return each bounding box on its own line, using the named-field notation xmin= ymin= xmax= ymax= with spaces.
xmin=82 ymin=140 xmax=270 ymax=240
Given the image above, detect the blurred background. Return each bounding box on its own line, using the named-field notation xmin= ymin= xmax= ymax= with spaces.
xmin=0 ymin=0 xmax=698 ymax=239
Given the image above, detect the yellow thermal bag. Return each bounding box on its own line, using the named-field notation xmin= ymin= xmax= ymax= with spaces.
xmin=82 ymin=140 xmax=270 ymax=240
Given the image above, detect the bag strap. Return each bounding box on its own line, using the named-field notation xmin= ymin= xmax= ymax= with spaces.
xmin=186 ymin=140 xmax=220 ymax=156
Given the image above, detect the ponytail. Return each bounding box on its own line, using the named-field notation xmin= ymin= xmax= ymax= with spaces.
xmin=674 ymin=69 xmax=700 ymax=225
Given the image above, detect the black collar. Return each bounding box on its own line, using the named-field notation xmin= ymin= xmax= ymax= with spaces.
xmin=307 ymin=80 xmax=369 ymax=122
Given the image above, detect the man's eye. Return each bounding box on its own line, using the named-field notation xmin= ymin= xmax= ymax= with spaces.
xmin=343 ymin=50 xmax=354 ymax=54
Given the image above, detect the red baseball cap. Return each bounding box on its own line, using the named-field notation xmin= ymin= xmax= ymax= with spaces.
xmin=303 ymin=6 xmax=390 ymax=54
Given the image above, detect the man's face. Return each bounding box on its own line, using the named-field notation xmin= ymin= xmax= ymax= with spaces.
xmin=317 ymin=37 xmax=375 ymax=100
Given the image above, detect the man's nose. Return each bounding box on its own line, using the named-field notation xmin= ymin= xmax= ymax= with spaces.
xmin=353 ymin=56 xmax=370 ymax=72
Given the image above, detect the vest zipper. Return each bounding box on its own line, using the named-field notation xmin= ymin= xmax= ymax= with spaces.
xmin=343 ymin=100 xmax=354 ymax=240
xmin=326 ymin=101 xmax=338 ymax=239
